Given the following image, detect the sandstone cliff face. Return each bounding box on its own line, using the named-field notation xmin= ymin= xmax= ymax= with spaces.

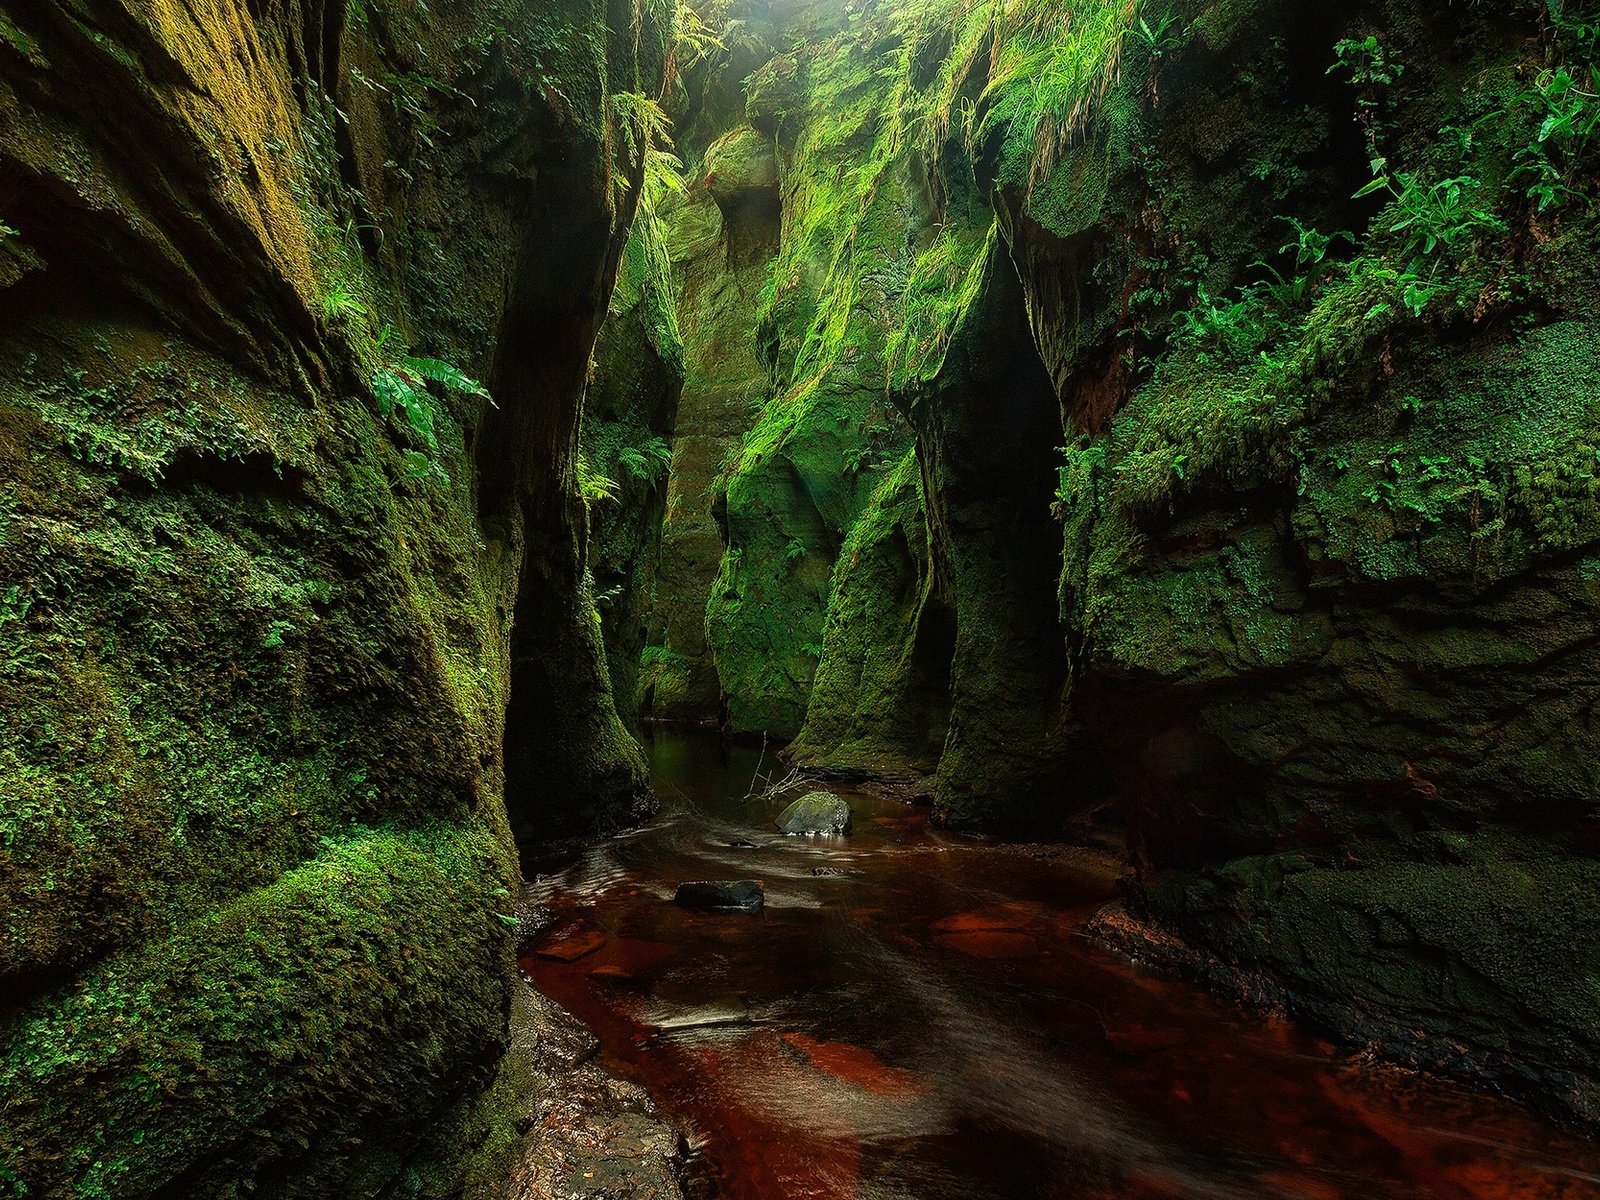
xmin=0 ymin=0 xmax=665 ymax=1193
xmin=648 ymin=0 xmax=1600 ymax=1130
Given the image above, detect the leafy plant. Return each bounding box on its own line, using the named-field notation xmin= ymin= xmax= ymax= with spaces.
xmin=1381 ymin=174 xmax=1505 ymax=259
xmin=1254 ymin=218 xmax=1352 ymax=309
xmin=618 ymin=436 xmax=673 ymax=483
xmin=1054 ymin=442 xmax=1108 ymax=516
xmin=610 ymin=93 xmax=687 ymax=216
xmin=576 ymin=455 xmax=620 ymax=506
xmin=609 ymin=92 xmax=687 ymax=343
xmin=0 ymin=221 xmax=18 ymax=240
xmin=1126 ymin=12 xmax=1190 ymax=60
xmin=1170 ymin=217 xmax=1350 ymax=362
xmin=1353 ymin=172 xmax=1506 ymax=315
xmin=785 ymin=537 xmax=806 ymax=561
xmin=1330 ymin=34 xmax=1404 ymax=93
xmin=370 ymin=325 xmax=492 ymax=482
xmin=1329 ymin=34 xmax=1405 ymax=164
xmin=1510 ymin=64 xmax=1600 ymax=211
xmin=323 ymin=284 xmax=369 ymax=321
xmin=1171 ymin=283 xmax=1275 ymax=362
xmin=671 ymin=0 xmax=725 ymax=78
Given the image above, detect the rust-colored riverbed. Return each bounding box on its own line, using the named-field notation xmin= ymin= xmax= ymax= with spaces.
xmin=522 ymin=729 xmax=1600 ymax=1199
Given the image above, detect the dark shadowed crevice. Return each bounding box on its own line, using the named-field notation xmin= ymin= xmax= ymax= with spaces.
xmin=478 ymin=152 xmax=654 ymax=849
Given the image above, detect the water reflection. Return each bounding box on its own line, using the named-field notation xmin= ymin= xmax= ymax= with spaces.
xmin=521 ymin=729 xmax=1600 ymax=1200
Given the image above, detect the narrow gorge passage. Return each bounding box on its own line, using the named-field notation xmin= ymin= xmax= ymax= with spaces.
xmin=520 ymin=731 xmax=1600 ymax=1200
xmin=5 ymin=0 xmax=1600 ymax=1197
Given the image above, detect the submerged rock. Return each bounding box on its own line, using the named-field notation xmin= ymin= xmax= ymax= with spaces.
xmin=535 ymin=928 xmax=609 ymax=963
xmin=775 ymin=791 xmax=853 ymax=835
xmin=674 ymin=880 xmax=764 ymax=911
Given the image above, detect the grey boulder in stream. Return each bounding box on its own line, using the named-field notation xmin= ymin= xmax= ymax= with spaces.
xmin=775 ymin=792 xmax=853 ymax=835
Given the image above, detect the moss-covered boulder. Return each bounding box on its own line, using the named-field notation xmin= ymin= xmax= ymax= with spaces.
xmin=775 ymin=791 xmax=853 ymax=835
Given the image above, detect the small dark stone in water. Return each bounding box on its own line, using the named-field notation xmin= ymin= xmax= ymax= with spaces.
xmin=674 ymin=880 xmax=764 ymax=911
xmin=776 ymin=791 xmax=853 ymax=835
xmin=727 ymin=837 xmax=758 ymax=848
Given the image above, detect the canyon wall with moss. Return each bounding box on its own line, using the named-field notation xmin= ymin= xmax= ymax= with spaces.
xmin=0 ymin=0 xmax=666 ymax=1194
xmin=646 ymin=0 xmax=1600 ymax=1131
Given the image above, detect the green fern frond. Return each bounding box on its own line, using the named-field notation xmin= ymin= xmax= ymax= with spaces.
xmin=577 ymin=454 xmax=621 ymax=506
xmin=399 ymin=355 xmax=492 ymax=400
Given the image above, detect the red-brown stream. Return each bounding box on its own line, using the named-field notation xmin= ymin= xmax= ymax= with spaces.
xmin=522 ymin=729 xmax=1600 ymax=1199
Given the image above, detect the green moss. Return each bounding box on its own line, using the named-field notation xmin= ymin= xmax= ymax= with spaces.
xmin=1143 ymin=840 xmax=1600 ymax=1075
xmin=584 ymin=219 xmax=686 ymax=726
xmin=789 ymin=449 xmax=950 ymax=774
xmin=0 ymin=0 xmax=676 ymax=1190
xmin=0 ymin=822 xmax=515 ymax=1199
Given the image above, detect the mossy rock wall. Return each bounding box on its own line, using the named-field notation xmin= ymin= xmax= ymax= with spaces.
xmin=0 ymin=0 xmax=666 ymax=1193
xmin=584 ymin=227 xmax=686 ymax=730
xmin=651 ymin=0 xmax=1600 ymax=1128
xmin=902 ymin=249 xmax=1084 ymax=829
xmin=639 ymin=135 xmax=781 ymax=723
xmin=1014 ymin=0 xmax=1600 ymax=1127
xmin=786 ymin=448 xmax=951 ymax=777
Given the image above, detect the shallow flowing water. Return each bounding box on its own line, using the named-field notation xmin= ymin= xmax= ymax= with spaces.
xmin=521 ymin=728 xmax=1600 ymax=1200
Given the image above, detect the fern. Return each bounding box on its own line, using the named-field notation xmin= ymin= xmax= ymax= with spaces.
xmin=609 ymin=91 xmax=687 ymax=349
xmin=577 ymin=454 xmax=620 ymax=506
xmin=610 ymin=92 xmax=686 ymax=216
xmin=371 ymin=364 xmax=438 ymax=450
xmin=399 ymin=355 xmax=492 ymax=399
xmin=368 ymin=325 xmax=494 ymax=482
xmin=618 ymin=436 xmax=673 ymax=483
xmin=670 ymin=0 xmax=725 ymax=83
xmin=323 ymin=284 xmax=369 ymax=320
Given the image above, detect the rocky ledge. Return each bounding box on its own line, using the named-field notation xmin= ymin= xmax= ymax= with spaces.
xmin=508 ymin=988 xmax=687 ymax=1200
xmin=1089 ymin=902 xmax=1600 ymax=1137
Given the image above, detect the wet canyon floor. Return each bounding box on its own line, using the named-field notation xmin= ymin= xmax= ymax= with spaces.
xmin=521 ymin=729 xmax=1600 ymax=1200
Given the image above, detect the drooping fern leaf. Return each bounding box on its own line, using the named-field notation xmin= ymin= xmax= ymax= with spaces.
xmin=399 ymin=355 xmax=493 ymax=400
xmin=368 ymin=326 xmax=495 ymax=483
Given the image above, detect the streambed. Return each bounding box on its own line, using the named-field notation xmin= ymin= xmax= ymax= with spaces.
xmin=521 ymin=729 xmax=1600 ymax=1199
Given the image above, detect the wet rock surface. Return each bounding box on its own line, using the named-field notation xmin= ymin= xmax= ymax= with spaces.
xmin=674 ymin=880 xmax=765 ymax=910
xmin=774 ymin=791 xmax=853 ymax=835
xmin=536 ymin=927 xmax=610 ymax=963
xmin=509 ymin=989 xmax=685 ymax=1200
